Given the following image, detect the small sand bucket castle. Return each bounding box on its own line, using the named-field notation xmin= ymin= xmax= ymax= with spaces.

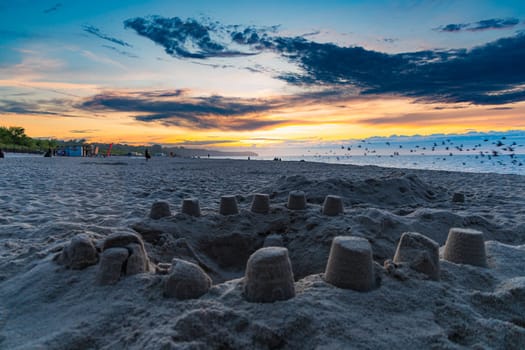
xmin=443 ymin=228 xmax=487 ymax=267
xmin=181 ymin=198 xmax=201 ymax=217
xmin=96 ymin=232 xmax=152 ymax=285
xmin=219 ymin=195 xmax=239 ymax=215
xmin=56 ymin=234 xmax=99 ymax=269
xmin=393 ymin=232 xmax=440 ymax=280
xmin=251 ymin=193 xmax=270 ymax=214
xmin=287 ymin=190 xmax=306 ymax=210
xmin=149 ymin=200 xmax=171 ymax=219
xmin=324 ymin=236 xmax=375 ymax=291
xmin=243 ymin=247 xmax=295 ymax=302
xmin=164 ymin=259 xmax=212 ymax=299
xmin=322 ymin=195 xmax=344 ymax=216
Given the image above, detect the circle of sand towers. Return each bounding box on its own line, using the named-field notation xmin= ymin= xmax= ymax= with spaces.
xmin=287 ymin=190 xmax=306 ymax=210
xmin=250 ymin=193 xmax=270 ymax=214
xmin=164 ymin=259 xmax=212 ymax=300
xmin=324 ymin=236 xmax=375 ymax=291
xmin=243 ymin=247 xmax=295 ymax=303
xmin=443 ymin=228 xmax=487 ymax=267
xmin=322 ymin=195 xmax=344 ymax=216
xmin=393 ymin=232 xmax=440 ymax=280
xmin=219 ymin=195 xmax=239 ymax=215
xmin=149 ymin=200 xmax=171 ymax=219
xmin=181 ymin=198 xmax=201 ymax=217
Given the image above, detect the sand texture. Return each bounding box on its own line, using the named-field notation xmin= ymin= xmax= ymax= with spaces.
xmin=1 ymin=157 xmax=525 ymax=349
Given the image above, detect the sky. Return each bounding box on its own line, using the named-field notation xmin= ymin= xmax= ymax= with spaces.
xmin=1 ymin=0 xmax=525 ymax=154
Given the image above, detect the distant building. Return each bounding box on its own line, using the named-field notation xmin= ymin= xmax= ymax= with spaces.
xmin=57 ymin=145 xmax=84 ymax=157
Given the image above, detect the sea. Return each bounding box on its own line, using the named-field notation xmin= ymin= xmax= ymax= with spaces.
xmin=211 ymin=154 xmax=525 ymax=176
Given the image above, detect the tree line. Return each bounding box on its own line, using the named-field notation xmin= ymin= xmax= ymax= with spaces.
xmin=0 ymin=126 xmax=59 ymax=153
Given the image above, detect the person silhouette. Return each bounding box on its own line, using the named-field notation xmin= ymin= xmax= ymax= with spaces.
xmin=145 ymin=149 xmax=151 ymax=161
xmin=0 ymin=148 xmax=4 ymax=158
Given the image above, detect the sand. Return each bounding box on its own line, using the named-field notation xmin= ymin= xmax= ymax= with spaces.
xmin=1 ymin=156 xmax=524 ymax=349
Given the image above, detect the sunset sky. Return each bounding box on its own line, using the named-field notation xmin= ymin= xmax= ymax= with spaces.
xmin=1 ymin=0 xmax=525 ymax=153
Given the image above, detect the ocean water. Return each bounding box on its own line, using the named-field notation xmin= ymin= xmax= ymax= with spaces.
xmin=212 ymin=154 xmax=525 ymax=175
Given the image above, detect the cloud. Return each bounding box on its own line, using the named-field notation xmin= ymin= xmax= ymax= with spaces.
xmin=123 ymin=16 xmax=525 ymax=105
xmin=82 ymin=24 xmax=132 ymax=47
xmin=76 ymin=88 xmax=358 ymax=131
xmin=77 ymin=90 xmax=289 ymax=131
xmin=101 ymin=45 xmax=138 ymax=58
xmin=0 ymin=99 xmax=82 ymax=118
xmin=275 ymin=34 xmax=525 ymax=105
xmin=168 ymin=140 xmax=238 ymax=146
xmin=123 ymin=16 xmax=274 ymax=58
xmin=69 ymin=129 xmax=100 ymax=134
xmin=436 ymin=18 xmax=520 ymax=32
xmin=44 ymin=3 xmax=62 ymax=14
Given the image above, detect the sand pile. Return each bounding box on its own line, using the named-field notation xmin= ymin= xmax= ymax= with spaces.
xmin=1 ymin=157 xmax=524 ymax=349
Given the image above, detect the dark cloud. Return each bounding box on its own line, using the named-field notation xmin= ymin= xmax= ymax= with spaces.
xmin=381 ymin=38 xmax=398 ymax=43
xmin=276 ymin=34 xmax=525 ymax=105
xmin=70 ymin=129 xmax=99 ymax=134
xmin=76 ymin=88 xmax=355 ymax=131
xmin=470 ymin=18 xmax=520 ymax=31
xmin=124 ymin=16 xmax=254 ymax=59
xmin=82 ymin=24 xmax=132 ymax=47
xmin=437 ymin=23 xmax=469 ymax=32
xmin=120 ymin=16 xmax=525 ymax=105
xmin=0 ymin=99 xmax=82 ymax=118
xmin=436 ymin=18 xmax=520 ymax=32
xmin=44 ymin=3 xmax=62 ymax=14
xmin=169 ymin=140 xmax=238 ymax=146
xmin=101 ymin=45 xmax=138 ymax=58
xmin=124 ymin=16 xmax=275 ymax=58
xmin=78 ymin=91 xmax=288 ymax=130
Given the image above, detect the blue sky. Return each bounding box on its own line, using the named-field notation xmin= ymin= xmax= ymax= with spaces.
xmin=1 ymin=0 xmax=525 ymax=151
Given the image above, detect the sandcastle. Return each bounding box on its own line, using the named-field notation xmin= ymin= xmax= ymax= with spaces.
xmin=181 ymin=198 xmax=201 ymax=217
xmin=164 ymin=259 xmax=212 ymax=299
xmin=322 ymin=195 xmax=344 ymax=216
xmin=96 ymin=232 xmax=152 ymax=285
xmin=393 ymin=232 xmax=440 ymax=280
xmin=443 ymin=228 xmax=487 ymax=267
xmin=219 ymin=195 xmax=239 ymax=215
xmin=243 ymin=247 xmax=295 ymax=303
xmin=149 ymin=200 xmax=171 ymax=219
xmin=287 ymin=190 xmax=306 ymax=210
xmin=250 ymin=193 xmax=270 ymax=214
xmin=56 ymin=234 xmax=98 ymax=269
xmin=324 ymin=236 xmax=375 ymax=291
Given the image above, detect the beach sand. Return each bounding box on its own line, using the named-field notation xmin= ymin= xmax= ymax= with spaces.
xmin=1 ymin=157 xmax=524 ymax=349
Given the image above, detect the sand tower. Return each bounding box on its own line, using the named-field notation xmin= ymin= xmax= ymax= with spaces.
xmin=324 ymin=236 xmax=375 ymax=291
xmin=219 ymin=195 xmax=239 ymax=215
xmin=287 ymin=190 xmax=307 ymax=210
xmin=443 ymin=228 xmax=487 ymax=267
xmin=251 ymin=193 xmax=270 ymax=214
xmin=164 ymin=259 xmax=212 ymax=299
xmin=322 ymin=195 xmax=344 ymax=216
xmin=181 ymin=198 xmax=201 ymax=217
xmin=243 ymin=247 xmax=295 ymax=302
xmin=393 ymin=232 xmax=440 ymax=280
xmin=96 ymin=232 xmax=152 ymax=285
xmin=149 ymin=200 xmax=171 ymax=219
xmin=56 ymin=234 xmax=98 ymax=269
